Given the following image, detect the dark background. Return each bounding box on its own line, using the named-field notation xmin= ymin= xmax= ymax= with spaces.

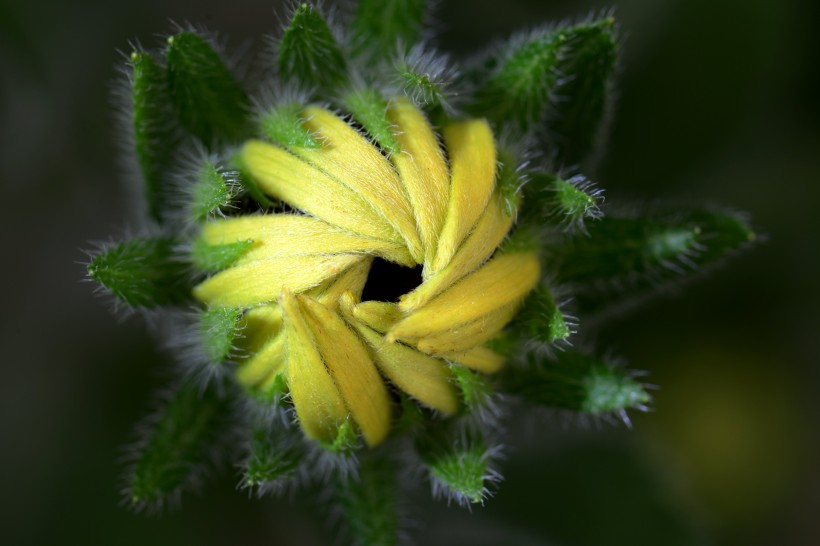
xmin=2 ymin=0 xmax=818 ymax=544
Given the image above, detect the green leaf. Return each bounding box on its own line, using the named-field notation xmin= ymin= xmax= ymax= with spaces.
xmin=511 ymin=281 xmax=574 ymax=349
xmin=130 ymin=50 xmax=178 ymax=223
xmin=165 ymin=31 xmax=252 ymax=147
xmin=188 ymin=160 xmax=241 ymax=221
xmin=343 ymin=88 xmax=400 ymax=154
xmin=278 ymin=4 xmax=347 ymax=94
xmin=449 ymin=365 xmax=492 ymax=414
xmin=190 ymin=237 xmax=253 ymax=273
xmin=258 ymin=102 xmax=321 ymax=148
xmin=87 ymin=237 xmax=191 ymax=308
xmin=502 ymin=351 xmax=650 ymax=419
xmin=522 ymin=172 xmax=604 ymax=232
xmin=545 ymin=18 xmax=618 ymax=166
xmin=548 ymin=209 xmax=756 ymax=312
xmin=127 ymin=383 xmax=225 ymax=510
xmin=199 ymin=307 xmax=243 ymax=363
xmin=416 ymin=422 xmax=496 ymax=505
xmin=337 ymin=455 xmax=400 ymax=546
xmin=350 ymin=0 xmax=428 ymax=60
xmin=241 ymin=421 xmax=303 ymax=493
xmin=393 ymin=47 xmax=452 ymax=110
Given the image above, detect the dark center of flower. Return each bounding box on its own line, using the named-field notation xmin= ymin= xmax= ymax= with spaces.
xmin=360 ymin=258 xmax=423 ymax=303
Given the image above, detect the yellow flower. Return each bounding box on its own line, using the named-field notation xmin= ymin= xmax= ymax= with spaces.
xmin=192 ymin=97 xmax=540 ymax=447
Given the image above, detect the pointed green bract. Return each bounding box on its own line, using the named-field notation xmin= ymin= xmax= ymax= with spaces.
xmin=87 ymin=237 xmax=190 ymax=308
xmin=242 ymin=422 xmax=303 ymax=491
xmin=130 ymin=51 xmax=177 ymax=223
xmin=449 ymin=365 xmax=491 ymax=414
xmin=350 ymin=0 xmax=427 ymax=60
xmin=545 ymin=18 xmax=617 ymax=166
xmin=321 ymin=418 xmax=359 ymax=454
xmin=416 ymin=423 xmax=493 ymax=505
xmin=496 ymin=146 xmax=524 ymax=216
xmin=278 ymin=4 xmax=347 ymax=94
xmin=128 ymin=384 xmax=225 ymax=509
xmin=394 ymin=49 xmax=451 ymax=110
xmin=190 ymin=238 xmax=253 ymax=273
xmin=199 ymin=307 xmax=243 ymax=363
xmin=343 ymin=88 xmax=400 ymax=154
xmin=259 ymin=103 xmax=321 ymax=148
xmin=337 ymin=455 xmax=400 ymax=546
xmin=549 ymin=209 xmax=756 ymax=312
xmin=523 ymin=173 xmax=604 ymax=232
xmin=503 ymin=351 xmax=650 ymax=415
xmin=166 ymin=31 xmax=252 ymax=147
xmin=189 ymin=160 xmax=240 ymax=221
xmin=511 ymin=281 xmax=572 ymax=348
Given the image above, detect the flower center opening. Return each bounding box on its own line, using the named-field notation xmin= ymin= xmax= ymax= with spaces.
xmin=360 ymin=258 xmax=423 ymax=303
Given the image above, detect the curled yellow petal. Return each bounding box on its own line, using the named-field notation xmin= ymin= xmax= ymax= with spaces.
xmin=414 ymin=301 xmax=521 ymax=355
xmin=442 ymin=346 xmax=506 ymax=374
xmin=295 ymin=107 xmax=424 ymax=264
xmin=236 ymin=331 xmax=286 ymax=387
xmin=298 ymin=294 xmax=392 ymax=447
xmin=387 ymin=97 xmax=450 ymax=263
xmin=201 ymin=214 xmax=414 ymax=267
xmin=312 ymin=257 xmax=373 ymax=309
xmin=388 ymin=252 xmax=539 ymax=342
xmin=431 ymin=119 xmax=497 ymax=272
xmin=340 ymin=293 xmax=458 ymax=415
xmin=351 ymin=300 xmax=403 ymax=333
xmin=401 ymin=190 xmax=516 ymax=311
xmin=281 ymin=289 xmax=348 ymax=443
xmin=193 ymin=253 xmax=363 ymax=307
xmin=241 ymin=140 xmax=401 ymax=243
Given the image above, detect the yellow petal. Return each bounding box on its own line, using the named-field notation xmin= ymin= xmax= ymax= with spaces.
xmin=401 ymin=190 xmax=516 ymax=311
xmin=298 ymin=295 xmax=392 ymax=447
xmin=201 ymin=214 xmax=414 ymax=267
xmin=431 ymin=119 xmax=497 ymax=272
xmin=442 ymin=346 xmax=506 ymax=374
xmin=387 ymin=97 xmax=450 ymax=263
xmin=241 ymin=140 xmax=401 ymax=243
xmin=236 ymin=331 xmax=286 ymax=387
xmin=295 ymin=107 xmax=424 ymax=264
xmin=312 ymin=256 xmax=373 ymax=309
xmin=351 ymin=300 xmax=404 ymax=333
xmin=281 ymin=288 xmax=348 ymax=443
xmin=240 ymin=304 xmax=283 ymax=353
xmin=414 ymin=301 xmax=521 ymax=354
xmin=388 ymin=252 xmax=539 ymax=342
xmin=339 ymin=293 xmax=459 ymax=415
xmin=193 ymin=253 xmax=363 ymax=307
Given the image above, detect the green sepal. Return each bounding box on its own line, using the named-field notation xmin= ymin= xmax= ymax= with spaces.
xmin=246 ymin=373 xmax=289 ymax=406
xmin=544 ymin=18 xmax=618 ymax=166
xmin=548 ymin=209 xmax=756 ymax=312
xmin=165 ymin=31 xmax=252 ymax=147
xmin=502 ymin=351 xmax=650 ymax=416
xmin=336 ymin=454 xmax=400 ymax=546
xmin=259 ymin=103 xmax=321 ymax=148
xmin=350 ymin=0 xmax=428 ymax=61
xmin=523 ymin=172 xmax=604 ymax=232
xmin=190 ymin=237 xmax=253 ymax=273
xmin=241 ymin=421 xmax=303 ymax=492
xmin=342 ymin=88 xmax=400 ymax=154
xmin=449 ymin=365 xmax=493 ymax=414
xmin=511 ymin=281 xmax=573 ymax=348
xmin=278 ymin=4 xmax=348 ymax=95
xmin=416 ymin=421 xmax=495 ymax=505
xmin=320 ymin=418 xmax=360 ymax=454
xmin=87 ymin=237 xmax=191 ymax=308
xmin=496 ymin=146 xmax=525 ymax=216
xmin=127 ymin=383 xmax=226 ymax=510
xmin=130 ymin=50 xmax=178 ymax=224
xmin=199 ymin=307 xmax=243 ymax=363
xmin=189 ymin=160 xmax=240 ymax=222
xmin=394 ymin=52 xmax=450 ymax=111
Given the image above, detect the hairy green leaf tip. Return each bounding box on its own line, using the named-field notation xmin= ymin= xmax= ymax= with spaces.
xmin=449 ymin=365 xmax=492 ymax=413
xmin=496 ymin=147 xmax=524 ymax=216
xmin=190 ymin=238 xmax=253 ymax=273
xmin=199 ymin=306 xmax=242 ymax=363
xmin=513 ymin=282 xmax=572 ymax=347
xmin=242 ymin=424 xmax=303 ymax=489
xmin=130 ymin=50 xmax=177 ymax=223
xmin=395 ymin=63 xmax=446 ymax=108
xmin=321 ymin=418 xmax=359 ymax=454
xmin=87 ymin=237 xmax=190 ymax=308
xmin=417 ymin=425 xmax=491 ymax=505
xmin=343 ymin=88 xmax=400 ymax=154
xmin=259 ymin=103 xmax=321 ymax=148
xmin=278 ymin=4 xmax=348 ymax=94
xmin=165 ymin=31 xmax=252 ymax=147
xmin=128 ymin=384 xmax=224 ymax=509
xmin=502 ymin=351 xmax=650 ymax=416
xmin=351 ymin=0 xmax=428 ymax=60
xmin=190 ymin=161 xmax=240 ymax=221
xmin=337 ymin=455 xmax=400 ymax=546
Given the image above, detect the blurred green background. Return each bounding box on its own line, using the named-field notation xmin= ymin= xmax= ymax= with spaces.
xmin=1 ymin=0 xmax=817 ymax=544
